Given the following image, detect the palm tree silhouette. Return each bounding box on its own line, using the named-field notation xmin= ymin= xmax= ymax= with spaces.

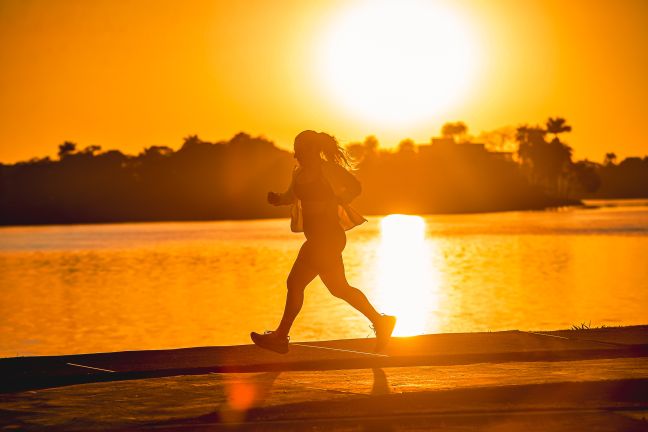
xmin=546 ymin=117 xmax=572 ymax=142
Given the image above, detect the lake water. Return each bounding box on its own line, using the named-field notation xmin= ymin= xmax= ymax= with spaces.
xmin=1 ymin=199 xmax=648 ymax=357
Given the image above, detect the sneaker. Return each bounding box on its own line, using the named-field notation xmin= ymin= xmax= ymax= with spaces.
xmin=250 ymin=331 xmax=290 ymax=354
xmin=371 ymin=314 xmax=397 ymax=352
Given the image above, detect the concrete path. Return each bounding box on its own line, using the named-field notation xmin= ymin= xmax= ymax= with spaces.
xmin=1 ymin=326 xmax=647 ymax=430
xmin=2 ymin=326 xmax=647 ymax=393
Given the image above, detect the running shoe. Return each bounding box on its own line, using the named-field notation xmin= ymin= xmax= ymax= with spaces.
xmin=250 ymin=331 xmax=290 ymax=354
xmin=372 ymin=314 xmax=397 ymax=352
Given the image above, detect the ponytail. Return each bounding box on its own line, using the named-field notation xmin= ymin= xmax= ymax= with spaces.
xmin=317 ymin=132 xmax=350 ymax=168
xmin=294 ymin=129 xmax=353 ymax=169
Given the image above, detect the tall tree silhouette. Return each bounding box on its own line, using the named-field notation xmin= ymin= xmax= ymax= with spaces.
xmin=516 ymin=123 xmax=573 ymax=196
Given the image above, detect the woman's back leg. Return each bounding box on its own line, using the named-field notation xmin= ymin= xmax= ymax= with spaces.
xmin=319 ymin=260 xmax=381 ymax=324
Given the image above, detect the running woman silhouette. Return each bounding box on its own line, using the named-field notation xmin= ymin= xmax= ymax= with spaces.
xmin=251 ymin=130 xmax=396 ymax=353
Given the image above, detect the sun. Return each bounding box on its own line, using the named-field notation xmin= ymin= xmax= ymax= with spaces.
xmin=317 ymin=0 xmax=480 ymax=127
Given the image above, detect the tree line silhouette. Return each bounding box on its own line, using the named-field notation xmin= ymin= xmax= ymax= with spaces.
xmin=1 ymin=118 xmax=646 ymax=225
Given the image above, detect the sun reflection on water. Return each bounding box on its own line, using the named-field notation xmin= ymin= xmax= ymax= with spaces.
xmin=374 ymin=214 xmax=441 ymax=336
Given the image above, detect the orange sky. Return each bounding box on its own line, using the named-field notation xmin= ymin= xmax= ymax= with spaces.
xmin=1 ymin=0 xmax=647 ymax=163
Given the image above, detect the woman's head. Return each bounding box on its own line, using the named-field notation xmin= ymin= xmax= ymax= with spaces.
xmin=294 ymin=130 xmax=349 ymax=168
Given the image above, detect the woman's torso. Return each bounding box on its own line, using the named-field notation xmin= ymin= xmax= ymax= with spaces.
xmin=293 ymin=166 xmax=342 ymax=238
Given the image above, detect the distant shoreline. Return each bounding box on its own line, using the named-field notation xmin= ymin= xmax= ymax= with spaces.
xmin=7 ymin=197 xmax=648 ymax=229
xmin=0 ymin=197 xmax=585 ymax=228
xmin=3 ymin=130 xmax=646 ymax=227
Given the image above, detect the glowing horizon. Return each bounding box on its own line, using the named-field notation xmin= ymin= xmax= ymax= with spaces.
xmin=0 ymin=0 xmax=647 ymax=163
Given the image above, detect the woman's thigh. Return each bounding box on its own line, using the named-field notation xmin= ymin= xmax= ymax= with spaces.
xmin=287 ymin=241 xmax=319 ymax=290
xmin=305 ymin=229 xmax=346 ymax=273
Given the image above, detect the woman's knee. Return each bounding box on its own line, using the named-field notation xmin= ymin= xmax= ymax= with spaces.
xmin=327 ymin=283 xmax=353 ymax=299
xmin=286 ymin=274 xmax=307 ymax=293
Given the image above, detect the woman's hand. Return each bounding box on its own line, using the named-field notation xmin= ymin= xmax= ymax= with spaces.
xmin=267 ymin=192 xmax=281 ymax=205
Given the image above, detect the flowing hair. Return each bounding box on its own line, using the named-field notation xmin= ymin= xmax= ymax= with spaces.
xmin=316 ymin=132 xmax=352 ymax=169
xmin=295 ymin=130 xmax=354 ymax=169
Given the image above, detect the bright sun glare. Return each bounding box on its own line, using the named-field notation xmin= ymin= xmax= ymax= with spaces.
xmin=375 ymin=214 xmax=441 ymax=336
xmin=319 ymin=0 xmax=479 ymax=126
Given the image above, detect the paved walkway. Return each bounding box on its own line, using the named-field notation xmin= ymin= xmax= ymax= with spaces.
xmin=1 ymin=326 xmax=647 ymax=430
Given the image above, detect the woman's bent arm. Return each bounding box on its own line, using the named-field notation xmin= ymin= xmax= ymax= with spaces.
xmin=272 ymin=169 xmax=296 ymax=206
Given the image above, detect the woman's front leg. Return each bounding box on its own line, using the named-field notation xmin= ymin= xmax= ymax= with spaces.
xmin=274 ymin=245 xmax=318 ymax=338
